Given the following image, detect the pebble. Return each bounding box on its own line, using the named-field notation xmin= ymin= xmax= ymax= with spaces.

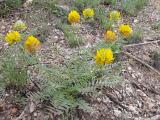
xmin=114 ymin=109 xmax=122 ymax=117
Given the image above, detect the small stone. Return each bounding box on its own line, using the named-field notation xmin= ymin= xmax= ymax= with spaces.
xmin=134 ymin=19 xmax=138 ymax=23
xmin=114 ymin=109 xmax=121 ymax=117
xmin=131 ymin=74 xmax=136 ymax=79
xmin=97 ymin=98 xmax=101 ymax=102
xmin=128 ymin=67 xmax=132 ymax=71
xmin=34 ymin=112 xmax=38 ymax=117
xmin=5 ymin=93 xmax=9 ymax=97
xmin=54 ymin=36 xmax=58 ymax=39
xmin=128 ymin=105 xmax=138 ymax=114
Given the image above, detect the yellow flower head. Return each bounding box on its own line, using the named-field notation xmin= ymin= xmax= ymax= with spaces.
xmin=24 ymin=35 xmax=40 ymax=53
xmin=68 ymin=10 xmax=80 ymax=24
xmin=104 ymin=30 xmax=117 ymax=42
xmin=119 ymin=24 xmax=133 ymax=37
xmin=83 ymin=8 xmax=95 ymax=18
xmin=5 ymin=31 xmax=21 ymax=44
xmin=13 ymin=20 xmax=27 ymax=31
xmin=109 ymin=10 xmax=121 ymax=21
xmin=95 ymin=48 xmax=114 ymax=65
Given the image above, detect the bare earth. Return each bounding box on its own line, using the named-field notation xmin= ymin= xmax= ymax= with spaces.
xmin=0 ymin=0 xmax=160 ymax=119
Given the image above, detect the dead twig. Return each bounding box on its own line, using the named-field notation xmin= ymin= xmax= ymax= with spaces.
xmin=15 ymin=105 xmax=29 ymax=120
xmin=130 ymin=81 xmax=160 ymax=95
xmin=122 ymin=51 xmax=160 ymax=76
xmin=123 ymin=40 xmax=160 ymax=48
xmin=102 ymin=87 xmax=130 ymax=111
xmin=105 ymin=92 xmax=129 ymax=111
xmin=15 ymin=100 xmax=37 ymax=120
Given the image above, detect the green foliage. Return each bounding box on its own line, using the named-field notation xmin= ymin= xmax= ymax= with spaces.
xmin=94 ymin=41 xmax=121 ymax=54
xmin=31 ymin=48 xmax=122 ymax=118
xmin=0 ymin=45 xmax=37 ymax=88
xmin=127 ymin=28 xmax=142 ymax=44
xmin=152 ymin=21 xmax=160 ymax=30
xmin=32 ymin=0 xmax=67 ymax=17
xmin=121 ymin=0 xmax=148 ymax=16
xmin=71 ymin=0 xmax=101 ymax=11
xmin=152 ymin=51 xmax=160 ymax=61
xmin=0 ymin=75 xmax=5 ymax=98
xmin=23 ymin=10 xmax=53 ymax=42
xmin=94 ymin=7 xmax=113 ymax=30
xmin=0 ymin=0 xmax=23 ymax=17
xmin=32 ymin=0 xmax=57 ymax=8
xmin=30 ymin=23 xmax=51 ymax=42
xmin=152 ymin=51 xmax=160 ymax=70
xmin=50 ymin=5 xmax=68 ymax=17
xmin=56 ymin=23 xmax=83 ymax=47
xmin=102 ymin=0 xmax=117 ymax=5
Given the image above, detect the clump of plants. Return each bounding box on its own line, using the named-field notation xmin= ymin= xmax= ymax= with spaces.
xmin=0 ymin=17 xmax=123 ymax=119
xmin=56 ymin=22 xmax=84 ymax=47
xmin=94 ymin=7 xmax=113 ymax=30
xmin=32 ymin=47 xmax=122 ymax=118
xmin=0 ymin=20 xmax=40 ymax=95
xmin=127 ymin=28 xmax=143 ymax=44
xmin=102 ymin=0 xmax=117 ymax=5
xmin=152 ymin=20 xmax=160 ymax=30
xmin=71 ymin=0 xmax=101 ymax=11
xmin=152 ymin=51 xmax=160 ymax=70
xmin=121 ymin=0 xmax=148 ymax=16
xmin=0 ymin=0 xmax=149 ymax=118
xmin=0 ymin=0 xmax=24 ymax=17
xmin=32 ymin=0 xmax=68 ymax=17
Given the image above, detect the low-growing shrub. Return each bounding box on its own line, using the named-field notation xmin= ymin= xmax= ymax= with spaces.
xmin=152 ymin=21 xmax=160 ymax=30
xmin=31 ymin=48 xmax=122 ymax=119
xmin=0 ymin=44 xmax=37 ymax=88
xmin=126 ymin=28 xmax=142 ymax=44
xmin=94 ymin=7 xmax=113 ymax=30
xmin=71 ymin=0 xmax=101 ymax=11
xmin=102 ymin=0 xmax=117 ymax=5
xmin=121 ymin=0 xmax=148 ymax=16
xmin=152 ymin=51 xmax=160 ymax=70
xmin=57 ymin=23 xmax=84 ymax=47
xmin=0 ymin=21 xmax=39 ymax=93
xmin=0 ymin=0 xmax=24 ymax=17
xmin=32 ymin=0 xmax=67 ymax=17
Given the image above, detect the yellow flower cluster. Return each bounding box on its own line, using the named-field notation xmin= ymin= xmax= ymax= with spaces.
xmin=13 ymin=20 xmax=27 ymax=31
xmin=68 ymin=8 xmax=95 ymax=24
xmin=83 ymin=8 xmax=95 ymax=18
xmin=95 ymin=48 xmax=114 ymax=65
xmin=5 ymin=31 xmax=21 ymax=44
xmin=109 ymin=10 xmax=121 ymax=21
xmin=119 ymin=24 xmax=133 ymax=37
xmin=5 ymin=20 xmax=41 ymax=54
xmin=67 ymin=9 xmax=133 ymax=65
xmin=68 ymin=10 xmax=80 ymax=24
xmin=104 ymin=30 xmax=117 ymax=42
xmin=24 ymin=36 xmax=40 ymax=53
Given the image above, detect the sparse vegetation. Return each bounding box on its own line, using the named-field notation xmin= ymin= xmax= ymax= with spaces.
xmin=0 ymin=0 xmax=159 ymax=119
xmin=57 ymin=23 xmax=84 ymax=47
xmin=127 ymin=28 xmax=143 ymax=44
xmin=0 ymin=0 xmax=23 ymax=17
xmin=152 ymin=20 xmax=160 ymax=30
xmin=121 ymin=0 xmax=148 ymax=16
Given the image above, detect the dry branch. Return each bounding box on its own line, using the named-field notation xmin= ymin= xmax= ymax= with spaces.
xmin=122 ymin=51 xmax=160 ymax=76
xmin=123 ymin=40 xmax=160 ymax=48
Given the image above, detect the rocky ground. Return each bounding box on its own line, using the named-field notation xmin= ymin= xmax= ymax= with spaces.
xmin=0 ymin=0 xmax=160 ymax=119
